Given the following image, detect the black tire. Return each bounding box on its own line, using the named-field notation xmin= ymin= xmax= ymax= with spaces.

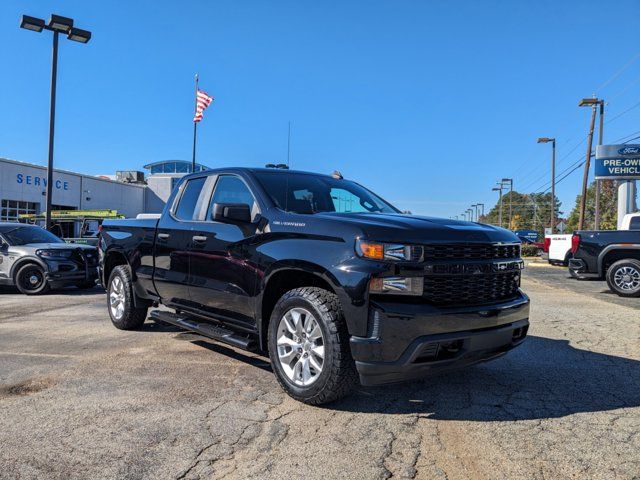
xmin=76 ymin=281 xmax=96 ymax=290
xmin=606 ymin=259 xmax=640 ymax=297
xmin=14 ymin=263 xmax=50 ymax=295
xmin=268 ymin=287 xmax=358 ymax=405
xmin=107 ymin=265 xmax=148 ymax=329
xmin=563 ymin=251 xmax=572 ymax=267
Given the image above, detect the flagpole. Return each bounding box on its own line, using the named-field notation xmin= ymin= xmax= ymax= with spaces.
xmin=191 ymin=73 xmax=199 ymax=173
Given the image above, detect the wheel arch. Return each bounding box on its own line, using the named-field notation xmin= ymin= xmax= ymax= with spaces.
xmin=102 ymin=248 xmax=131 ymax=286
xmin=599 ymin=245 xmax=640 ymax=275
xmin=258 ymin=262 xmax=342 ymax=351
xmin=10 ymin=256 xmax=48 ymax=281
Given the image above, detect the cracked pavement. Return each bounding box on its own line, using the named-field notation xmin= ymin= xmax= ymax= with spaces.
xmin=0 ymin=265 xmax=638 ymax=479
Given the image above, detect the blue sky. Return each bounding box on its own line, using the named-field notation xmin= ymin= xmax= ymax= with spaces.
xmin=2 ymin=0 xmax=640 ymax=219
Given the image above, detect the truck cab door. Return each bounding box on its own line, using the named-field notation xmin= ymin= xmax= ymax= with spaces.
xmin=154 ymin=175 xmax=212 ymax=309
xmin=188 ymin=174 xmax=261 ymax=332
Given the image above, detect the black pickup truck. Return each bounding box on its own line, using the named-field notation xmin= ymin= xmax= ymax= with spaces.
xmin=98 ymin=167 xmax=529 ymax=404
xmin=569 ymin=230 xmax=640 ymax=297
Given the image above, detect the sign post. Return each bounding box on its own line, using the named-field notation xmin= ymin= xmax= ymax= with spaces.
xmin=594 ymin=145 xmax=640 ymax=229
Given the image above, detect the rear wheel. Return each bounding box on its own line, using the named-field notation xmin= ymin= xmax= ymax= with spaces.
xmin=14 ymin=264 xmax=50 ymax=295
xmin=268 ymin=287 xmax=357 ymax=405
xmin=107 ymin=265 xmax=148 ymax=329
xmin=606 ymin=259 xmax=640 ymax=297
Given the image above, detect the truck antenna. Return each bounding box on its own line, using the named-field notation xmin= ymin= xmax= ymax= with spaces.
xmin=287 ymin=121 xmax=291 ymax=167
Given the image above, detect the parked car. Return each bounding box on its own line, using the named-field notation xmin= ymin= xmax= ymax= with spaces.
xmin=0 ymin=222 xmax=98 ymax=295
xmin=569 ymin=226 xmax=640 ymax=296
xmin=547 ymin=234 xmax=573 ymax=266
xmin=518 ymin=236 xmax=544 ymax=256
xmin=99 ymin=167 xmax=530 ymax=404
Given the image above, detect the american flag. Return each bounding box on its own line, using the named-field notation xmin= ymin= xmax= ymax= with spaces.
xmin=193 ymin=89 xmax=214 ymax=123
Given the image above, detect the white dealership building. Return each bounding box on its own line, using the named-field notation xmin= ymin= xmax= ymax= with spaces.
xmin=0 ymin=157 xmax=209 ymax=222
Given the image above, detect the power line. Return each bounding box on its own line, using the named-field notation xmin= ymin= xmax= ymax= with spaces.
xmin=594 ymin=52 xmax=640 ymax=93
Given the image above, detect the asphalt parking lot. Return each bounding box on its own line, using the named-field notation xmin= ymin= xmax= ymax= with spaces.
xmin=0 ymin=265 xmax=638 ymax=480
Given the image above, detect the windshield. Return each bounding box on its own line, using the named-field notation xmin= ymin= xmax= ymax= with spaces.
xmin=2 ymin=226 xmax=65 ymax=246
xmin=253 ymin=171 xmax=400 ymax=215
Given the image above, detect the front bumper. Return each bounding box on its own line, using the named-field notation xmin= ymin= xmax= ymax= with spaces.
xmin=44 ymin=259 xmax=98 ymax=288
xmin=350 ymin=292 xmax=530 ymax=386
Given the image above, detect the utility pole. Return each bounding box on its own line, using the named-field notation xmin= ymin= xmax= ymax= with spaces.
xmin=537 ymin=137 xmax=556 ymax=233
xmin=578 ymin=98 xmax=600 ymax=230
xmin=594 ymin=100 xmax=604 ymax=229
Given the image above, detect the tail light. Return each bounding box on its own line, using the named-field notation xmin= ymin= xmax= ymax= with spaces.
xmin=571 ymin=234 xmax=580 ymax=253
xmin=543 ymin=237 xmax=551 ymax=253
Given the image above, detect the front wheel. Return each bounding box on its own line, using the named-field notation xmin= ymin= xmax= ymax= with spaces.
xmin=268 ymin=287 xmax=358 ymax=405
xmin=107 ymin=265 xmax=148 ymax=329
xmin=14 ymin=264 xmax=50 ymax=295
xmin=606 ymin=259 xmax=640 ymax=297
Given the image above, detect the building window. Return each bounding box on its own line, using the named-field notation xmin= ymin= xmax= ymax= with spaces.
xmin=1 ymin=200 xmax=39 ymax=221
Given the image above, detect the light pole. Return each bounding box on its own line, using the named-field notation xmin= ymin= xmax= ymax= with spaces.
xmin=492 ymin=184 xmax=504 ymax=227
xmin=537 ymin=137 xmax=556 ymax=234
xmin=20 ymin=14 xmax=91 ymax=231
xmin=467 ymin=208 xmax=474 ymax=222
xmin=477 ymin=203 xmax=485 ymax=221
xmin=502 ymin=178 xmax=513 ymax=229
xmin=578 ymin=98 xmax=600 ymax=230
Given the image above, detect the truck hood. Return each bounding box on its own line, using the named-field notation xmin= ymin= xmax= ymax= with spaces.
xmin=314 ymin=212 xmax=520 ymax=244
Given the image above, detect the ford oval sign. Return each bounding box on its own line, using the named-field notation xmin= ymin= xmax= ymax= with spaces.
xmin=618 ymin=146 xmax=640 ymax=155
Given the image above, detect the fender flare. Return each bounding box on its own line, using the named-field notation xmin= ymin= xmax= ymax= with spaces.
xmin=597 ymin=244 xmax=640 ymax=275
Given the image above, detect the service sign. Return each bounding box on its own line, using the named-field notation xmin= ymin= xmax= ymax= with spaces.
xmin=595 ymin=144 xmax=640 ymax=179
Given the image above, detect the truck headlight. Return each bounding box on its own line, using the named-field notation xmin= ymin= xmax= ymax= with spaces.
xmin=369 ymin=276 xmax=423 ymax=296
xmin=36 ymin=249 xmax=73 ymax=259
xmin=356 ymin=240 xmax=423 ymax=262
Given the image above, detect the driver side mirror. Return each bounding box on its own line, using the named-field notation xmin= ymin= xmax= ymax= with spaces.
xmin=211 ymin=203 xmax=252 ymax=223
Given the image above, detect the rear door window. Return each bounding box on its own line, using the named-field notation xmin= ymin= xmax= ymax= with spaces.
xmin=174 ymin=177 xmax=208 ymax=220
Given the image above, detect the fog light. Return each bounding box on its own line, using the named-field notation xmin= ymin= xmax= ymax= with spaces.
xmin=369 ymin=276 xmax=423 ymax=296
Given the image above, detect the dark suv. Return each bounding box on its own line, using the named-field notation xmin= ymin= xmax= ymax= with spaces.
xmin=99 ymin=167 xmax=529 ymax=404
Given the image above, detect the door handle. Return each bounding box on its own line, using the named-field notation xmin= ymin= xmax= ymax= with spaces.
xmin=157 ymin=233 xmax=170 ymax=240
xmin=192 ymin=235 xmax=207 ymax=243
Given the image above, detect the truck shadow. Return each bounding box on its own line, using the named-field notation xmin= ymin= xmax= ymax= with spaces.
xmin=330 ymin=335 xmax=640 ymax=420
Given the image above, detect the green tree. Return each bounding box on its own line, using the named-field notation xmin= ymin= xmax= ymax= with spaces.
xmin=566 ymin=180 xmax=617 ymax=232
xmin=480 ymin=191 xmax=561 ymax=236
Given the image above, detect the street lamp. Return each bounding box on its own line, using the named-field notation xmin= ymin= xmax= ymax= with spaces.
xmin=470 ymin=204 xmax=476 ymax=222
xmin=577 ymin=97 xmax=602 ymax=230
xmin=476 ymin=203 xmax=485 ymax=221
xmin=501 ymin=178 xmax=513 ymax=229
xmin=20 ymin=14 xmax=91 ymax=231
xmin=467 ymin=208 xmax=474 ymax=222
xmin=537 ymin=137 xmax=556 ymax=234
xmin=492 ymin=185 xmax=503 ymax=227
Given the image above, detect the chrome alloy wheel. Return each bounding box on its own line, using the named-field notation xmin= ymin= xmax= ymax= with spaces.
xmin=109 ymin=275 xmax=126 ymax=320
xmin=276 ymin=307 xmax=325 ymax=386
xmin=614 ymin=266 xmax=640 ymax=291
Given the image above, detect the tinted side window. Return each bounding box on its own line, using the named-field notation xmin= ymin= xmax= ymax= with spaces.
xmin=629 ymin=216 xmax=640 ymax=230
xmin=175 ymin=177 xmax=207 ymax=220
xmin=210 ymin=176 xmax=255 ymax=208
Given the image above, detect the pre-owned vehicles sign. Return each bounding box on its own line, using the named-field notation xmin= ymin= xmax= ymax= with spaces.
xmin=595 ymin=144 xmax=640 ymax=179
